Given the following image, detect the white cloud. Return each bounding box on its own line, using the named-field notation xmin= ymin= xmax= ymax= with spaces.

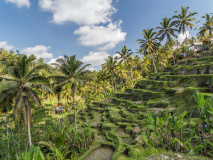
xmin=5 ymin=0 xmax=30 ymax=7
xmin=87 ymin=67 xmax=96 ymax=71
xmin=113 ymin=53 xmax=120 ymax=59
xmin=178 ymin=31 xmax=190 ymax=44
xmin=81 ymin=51 xmax=109 ymax=69
xmin=21 ymin=45 xmax=53 ymax=60
xmin=47 ymin=56 xmax=63 ymax=65
xmin=0 ymin=41 xmax=15 ymax=50
xmin=74 ymin=21 xmax=126 ymax=50
xmin=38 ymin=0 xmax=116 ymax=25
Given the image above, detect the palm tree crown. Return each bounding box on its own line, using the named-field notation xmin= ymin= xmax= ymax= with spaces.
xmin=115 ymin=45 xmax=133 ymax=64
xmin=137 ymin=28 xmax=161 ymax=55
xmin=157 ymin=17 xmax=178 ymax=41
xmin=102 ymin=56 xmax=118 ymax=91
xmin=197 ymin=13 xmax=213 ymax=37
xmin=172 ymin=6 xmax=198 ymax=35
xmin=137 ymin=28 xmax=161 ymax=73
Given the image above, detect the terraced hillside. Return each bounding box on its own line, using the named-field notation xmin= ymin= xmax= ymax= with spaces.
xmin=77 ymin=52 xmax=213 ymax=160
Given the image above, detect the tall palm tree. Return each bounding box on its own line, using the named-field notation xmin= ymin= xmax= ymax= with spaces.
xmin=51 ymin=55 xmax=91 ymax=131
xmin=115 ymin=45 xmax=133 ymax=67
xmin=115 ymin=46 xmax=133 ymax=84
xmin=137 ymin=28 xmax=161 ymax=73
xmin=172 ymin=6 xmax=198 ymax=39
xmin=97 ymin=70 xmax=110 ymax=97
xmin=197 ymin=13 xmax=213 ymax=37
xmin=102 ymin=56 xmax=118 ymax=91
xmin=157 ymin=17 xmax=178 ymax=42
xmin=0 ymin=54 xmax=52 ymax=147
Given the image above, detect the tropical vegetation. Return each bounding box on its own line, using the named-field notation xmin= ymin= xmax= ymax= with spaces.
xmin=0 ymin=5 xmax=213 ymax=160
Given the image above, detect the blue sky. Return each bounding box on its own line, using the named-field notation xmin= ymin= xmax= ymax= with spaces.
xmin=0 ymin=0 xmax=212 ymax=70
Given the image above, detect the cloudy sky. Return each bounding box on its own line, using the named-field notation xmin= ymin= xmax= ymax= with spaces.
xmin=0 ymin=0 xmax=212 ymax=70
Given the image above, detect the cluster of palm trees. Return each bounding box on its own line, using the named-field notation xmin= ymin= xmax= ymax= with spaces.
xmin=0 ymin=53 xmax=92 ymax=150
xmin=137 ymin=6 xmax=198 ymax=73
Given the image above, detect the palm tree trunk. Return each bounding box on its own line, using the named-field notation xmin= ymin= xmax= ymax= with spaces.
xmin=73 ymin=91 xmax=77 ymax=131
xmin=130 ymin=67 xmax=134 ymax=87
xmin=52 ymin=94 xmax=55 ymax=119
xmin=125 ymin=62 xmax=129 ymax=83
xmin=112 ymin=72 xmax=117 ymax=92
xmin=103 ymin=84 xmax=106 ymax=97
xmin=67 ymin=96 xmax=69 ymax=112
xmin=81 ymin=97 xmax=83 ymax=107
xmin=111 ymin=76 xmax=114 ymax=91
xmin=27 ymin=106 xmax=32 ymax=147
xmin=58 ymin=94 xmax=60 ymax=106
xmin=43 ymin=92 xmax=45 ymax=106
xmin=5 ymin=112 xmax=9 ymax=158
xmin=151 ymin=53 xmax=157 ymax=73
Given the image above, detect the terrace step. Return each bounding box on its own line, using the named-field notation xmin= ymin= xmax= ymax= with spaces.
xmin=135 ymin=80 xmax=176 ymax=90
xmin=172 ymin=63 xmax=213 ymax=75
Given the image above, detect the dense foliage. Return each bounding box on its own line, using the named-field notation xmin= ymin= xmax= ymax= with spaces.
xmin=0 ymin=6 xmax=213 ymax=160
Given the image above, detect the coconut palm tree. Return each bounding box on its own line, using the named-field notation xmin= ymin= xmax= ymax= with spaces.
xmin=115 ymin=46 xmax=133 ymax=84
xmin=156 ymin=17 xmax=178 ymax=42
xmin=97 ymin=70 xmax=110 ymax=97
xmin=102 ymin=56 xmax=118 ymax=91
xmin=0 ymin=54 xmax=52 ymax=147
xmin=197 ymin=13 xmax=213 ymax=37
xmin=51 ymin=55 xmax=91 ymax=131
xmin=115 ymin=46 xmax=133 ymax=68
xmin=137 ymin=28 xmax=161 ymax=73
xmin=172 ymin=6 xmax=197 ymax=39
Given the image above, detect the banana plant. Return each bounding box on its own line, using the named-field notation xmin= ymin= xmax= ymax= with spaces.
xmin=18 ymin=145 xmax=45 ymax=160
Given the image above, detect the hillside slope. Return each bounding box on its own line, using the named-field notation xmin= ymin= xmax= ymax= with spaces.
xmin=76 ymin=50 xmax=213 ymax=160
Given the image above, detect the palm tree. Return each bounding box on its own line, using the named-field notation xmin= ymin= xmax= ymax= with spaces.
xmin=0 ymin=54 xmax=52 ymax=147
xmin=102 ymin=56 xmax=118 ymax=91
xmin=172 ymin=6 xmax=198 ymax=40
xmin=157 ymin=17 xmax=178 ymax=41
xmin=115 ymin=46 xmax=133 ymax=84
xmin=197 ymin=13 xmax=213 ymax=37
xmin=97 ymin=70 xmax=110 ymax=97
xmin=51 ymin=55 xmax=91 ymax=131
xmin=115 ymin=45 xmax=133 ymax=67
xmin=137 ymin=28 xmax=161 ymax=73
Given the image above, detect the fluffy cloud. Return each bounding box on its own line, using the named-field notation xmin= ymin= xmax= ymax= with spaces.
xmin=38 ymin=0 xmax=116 ymax=25
xmin=0 ymin=41 xmax=15 ymax=50
xmin=5 ymin=0 xmax=30 ymax=7
xmin=178 ymin=31 xmax=190 ymax=44
xmin=21 ymin=45 xmax=53 ymax=60
xmin=47 ymin=56 xmax=63 ymax=65
xmin=81 ymin=51 xmax=109 ymax=69
xmin=74 ymin=21 xmax=126 ymax=50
